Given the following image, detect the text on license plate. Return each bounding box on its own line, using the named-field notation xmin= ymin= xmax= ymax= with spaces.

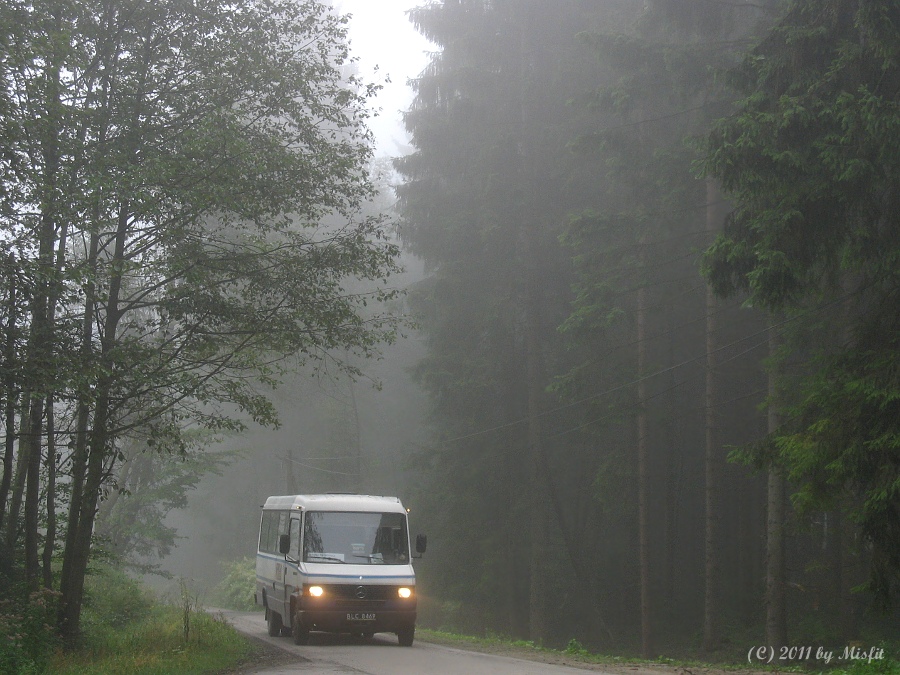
xmin=346 ymin=612 xmax=375 ymax=621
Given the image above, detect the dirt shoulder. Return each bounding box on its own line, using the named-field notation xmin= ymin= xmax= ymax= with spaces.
xmin=214 ymin=633 xmax=304 ymax=674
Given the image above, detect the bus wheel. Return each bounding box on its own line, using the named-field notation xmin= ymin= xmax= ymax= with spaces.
xmin=397 ymin=627 xmax=414 ymax=647
xmin=292 ymin=616 xmax=310 ymax=645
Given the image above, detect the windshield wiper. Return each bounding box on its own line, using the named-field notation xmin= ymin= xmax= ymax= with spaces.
xmin=306 ymin=555 xmax=347 ymax=564
xmin=352 ymin=554 xmax=384 ymax=561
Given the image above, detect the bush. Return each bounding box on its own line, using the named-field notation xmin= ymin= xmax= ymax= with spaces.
xmin=49 ymin=582 xmax=254 ymax=674
xmin=0 ymin=587 xmax=61 ymax=675
xmin=79 ymin=564 xmax=155 ymax=649
xmin=209 ymin=557 xmax=258 ymax=612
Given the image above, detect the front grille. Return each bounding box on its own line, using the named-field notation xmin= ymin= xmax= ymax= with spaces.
xmin=325 ymin=584 xmax=395 ymax=601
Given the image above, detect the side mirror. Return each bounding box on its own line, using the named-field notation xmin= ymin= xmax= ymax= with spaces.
xmin=279 ymin=533 xmax=290 ymax=556
xmin=415 ymin=534 xmax=427 ymax=554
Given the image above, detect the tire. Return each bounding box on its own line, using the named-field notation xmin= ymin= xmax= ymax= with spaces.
xmin=292 ymin=615 xmax=310 ymax=645
xmin=266 ymin=608 xmax=283 ymax=637
xmin=397 ymin=626 xmax=414 ymax=647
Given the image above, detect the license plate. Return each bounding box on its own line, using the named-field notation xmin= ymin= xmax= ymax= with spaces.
xmin=346 ymin=612 xmax=375 ymax=621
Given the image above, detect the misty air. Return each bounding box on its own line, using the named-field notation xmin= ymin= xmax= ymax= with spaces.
xmin=1 ymin=0 xmax=898 ymax=673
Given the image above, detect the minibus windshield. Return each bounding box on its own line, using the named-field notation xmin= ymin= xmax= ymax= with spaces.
xmin=303 ymin=511 xmax=410 ymax=565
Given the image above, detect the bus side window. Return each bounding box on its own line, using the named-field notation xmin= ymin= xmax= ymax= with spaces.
xmin=289 ymin=518 xmax=301 ymax=560
xmin=261 ymin=511 xmax=280 ymax=553
xmin=258 ymin=512 xmax=269 ymax=552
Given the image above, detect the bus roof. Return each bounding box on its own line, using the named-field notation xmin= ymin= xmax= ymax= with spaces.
xmin=261 ymin=494 xmax=406 ymax=514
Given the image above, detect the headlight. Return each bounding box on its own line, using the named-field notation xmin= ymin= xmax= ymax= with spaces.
xmin=398 ymin=587 xmax=412 ymax=599
xmin=308 ymin=585 xmax=324 ymax=597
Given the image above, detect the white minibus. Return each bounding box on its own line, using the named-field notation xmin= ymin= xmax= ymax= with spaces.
xmin=255 ymin=493 xmax=426 ymax=646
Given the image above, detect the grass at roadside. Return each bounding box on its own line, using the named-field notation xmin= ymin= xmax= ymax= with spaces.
xmin=415 ymin=628 xmax=899 ymax=675
xmin=48 ymin=606 xmax=256 ymax=675
xmin=1 ymin=563 xmax=259 ymax=675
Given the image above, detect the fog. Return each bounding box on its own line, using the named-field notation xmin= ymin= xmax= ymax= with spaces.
xmin=136 ymin=0 xmax=900 ymax=655
xmin=160 ymin=247 xmax=427 ymax=588
xmin=3 ymin=0 xmax=898 ymax=661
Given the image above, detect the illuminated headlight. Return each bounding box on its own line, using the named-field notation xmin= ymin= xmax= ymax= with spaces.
xmin=308 ymin=585 xmax=324 ymax=597
xmin=398 ymin=587 xmax=413 ymax=599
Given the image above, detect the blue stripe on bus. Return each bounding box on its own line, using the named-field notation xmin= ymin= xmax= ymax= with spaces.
xmin=256 ymin=552 xmax=414 ymax=581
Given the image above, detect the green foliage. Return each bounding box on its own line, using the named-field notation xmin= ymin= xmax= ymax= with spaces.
xmin=79 ymin=564 xmax=156 ymax=648
xmin=839 ymin=651 xmax=900 ymax=675
xmin=2 ymin=0 xmax=403 ymax=643
xmin=94 ymin=436 xmax=236 ymax=568
xmin=42 ymin=568 xmax=252 ymax=674
xmin=0 ymin=587 xmax=61 ymax=675
xmin=49 ymin=606 xmax=251 ymax=675
xmin=565 ymin=638 xmax=590 ymax=656
xmin=701 ymin=0 xmax=900 ymax=602
xmin=210 ymin=557 xmax=259 ymax=612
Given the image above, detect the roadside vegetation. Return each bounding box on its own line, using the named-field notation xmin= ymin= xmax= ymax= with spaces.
xmin=416 ymin=628 xmax=899 ymax=675
xmin=209 ymin=557 xmax=261 ymax=613
xmin=1 ymin=563 xmax=256 ymax=675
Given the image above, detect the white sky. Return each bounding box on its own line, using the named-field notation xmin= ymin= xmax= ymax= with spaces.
xmin=336 ymin=0 xmax=435 ymax=157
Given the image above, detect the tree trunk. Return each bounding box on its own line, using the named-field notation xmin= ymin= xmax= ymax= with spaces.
xmin=95 ymin=441 xmax=137 ymax=537
xmin=703 ymin=178 xmax=722 ymax=651
xmin=824 ymin=509 xmax=842 ymax=632
xmin=284 ymin=444 xmax=297 ymax=495
xmin=60 ymin=203 xmax=129 ymax=644
xmin=525 ymin=268 xmax=549 ymax=644
xmin=349 ymin=382 xmax=362 ymax=492
xmin=515 ymin=4 xmax=552 ymax=644
xmin=57 ymin=228 xmax=99 ymax=641
xmin=765 ymin=326 xmax=787 ymax=649
xmin=637 ymin=241 xmax=653 ymax=659
xmin=5 ymin=401 xmax=32 ymax=553
xmin=0 ymin=255 xmax=18 ymax=533
xmin=22 ymin=27 xmax=66 ymax=592
xmin=42 ymin=395 xmax=57 ymax=589
xmin=23 ymin=398 xmax=44 ymax=591
xmin=663 ymin=322 xmax=681 ymax=611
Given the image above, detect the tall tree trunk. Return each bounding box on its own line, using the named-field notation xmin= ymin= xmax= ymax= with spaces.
xmin=22 ymin=20 xmax=67 ymax=592
xmin=58 ymin=224 xmax=99 ymax=639
xmin=515 ymin=4 xmax=552 ymax=644
xmin=765 ymin=326 xmax=787 ymax=649
xmin=349 ymin=382 xmax=362 ymax=492
xmin=525 ymin=263 xmax=549 ymax=644
xmin=5 ymin=399 xmax=32 ymax=554
xmin=663 ymin=323 xmax=681 ymax=610
xmin=60 ymin=203 xmax=129 ymax=644
xmin=503 ymin=375 xmax=528 ymax=638
xmin=23 ymin=399 xmax=44 ymax=591
xmin=703 ymin=178 xmax=722 ymax=651
xmin=284 ymin=444 xmax=297 ymax=494
xmin=0 ymin=255 xmax=18 ymax=533
xmin=824 ymin=509 xmax=842 ymax=633
xmin=637 ymin=239 xmax=653 ymax=659
xmin=60 ymin=380 xmax=114 ymax=643
xmin=42 ymin=395 xmax=57 ymax=589
xmin=95 ymin=440 xmax=137 ymax=535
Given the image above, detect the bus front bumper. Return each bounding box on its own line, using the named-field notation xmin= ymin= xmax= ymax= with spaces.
xmin=296 ymin=607 xmax=416 ymax=634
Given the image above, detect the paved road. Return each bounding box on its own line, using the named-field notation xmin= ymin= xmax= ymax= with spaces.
xmin=218 ymin=610 xmax=600 ymax=674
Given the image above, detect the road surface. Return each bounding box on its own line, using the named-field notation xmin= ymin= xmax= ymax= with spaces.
xmin=217 ymin=610 xmax=605 ymax=674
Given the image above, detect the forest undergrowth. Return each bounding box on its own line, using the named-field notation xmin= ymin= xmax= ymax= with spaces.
xmin=0 ymin=563 xmax=256 ymax=675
